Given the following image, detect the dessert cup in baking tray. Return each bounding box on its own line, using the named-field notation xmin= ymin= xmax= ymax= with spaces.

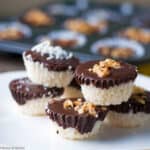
xmin=0 ymin=2 xmax=149 ymax=64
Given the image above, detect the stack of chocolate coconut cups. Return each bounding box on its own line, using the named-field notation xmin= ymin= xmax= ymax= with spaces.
xmin=75 ymin=59 xmax=150 ymax=129
xmin=9 ymin=41 xmax=81 ymax=115
xmin=9 ymin=41 xmax=150 ymax=140
xmin=46 ymin=58 xmax=150 ymax=140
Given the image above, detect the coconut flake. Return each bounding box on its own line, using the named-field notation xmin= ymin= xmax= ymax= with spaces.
xmin=31 ymin=41 xmax=73 ymax=60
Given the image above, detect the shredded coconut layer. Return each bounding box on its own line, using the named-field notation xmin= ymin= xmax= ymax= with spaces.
xmin=51 ymin=121 xmax=102 ymax=140
xmin=31 ymin=41 xmax=73 ymax=59
xmin=81 ymin=81 xmax=134 ymax=105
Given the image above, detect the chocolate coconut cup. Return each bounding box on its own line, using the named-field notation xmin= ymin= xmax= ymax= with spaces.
xmin=46 ymin=98 xmax=108 ymax=139
xmin=106 ymin=86 xmax=150 ymax=127
xmin=64 ymin=19 xmax=99 ymax=35
xmin=118 ymin=27 xmax=150 ymax=44
xmin=9 ymin=78 xmax=64 ymax=115
xmin=91 ymin=38 xmax=145 ymax=59
xmin=0 ymin=22 xmax=31 ymax=40
xmin=21 ymin=9 xmax=54 ymax=27
xmin=23 ymin=41 xmax=79 ymax=87
xmin=48 ymin=30 xmax=87 ymax=49
xmin=75 ymin=59 xmax=137 ymax=105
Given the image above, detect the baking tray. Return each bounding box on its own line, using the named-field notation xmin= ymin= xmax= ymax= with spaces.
xmin=0 ymin=1 xmax=149 ymax=64
xmin=0 ymin=40 xmax=101 ymax=62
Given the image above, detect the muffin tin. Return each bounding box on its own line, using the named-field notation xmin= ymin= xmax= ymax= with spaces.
xmin=0 ymin=1 xmax=150 ymax=64
xmin=91 ymin=37 xmax=145 ymax=59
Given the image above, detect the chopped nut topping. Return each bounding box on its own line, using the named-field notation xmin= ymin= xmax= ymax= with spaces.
xmin=88 ymin=58 xmax=121 ymax=77
xmin=132 ymin=86 xmax=146 ymax=105
xmin=111 ymin=48 xmax=134 ymax=59
xmin=0 ymin=28 xmax=24 ymax=40
xmin=65 ymin=19 xmax=98 ymax=35
xmin=102 ymin=59 xmax=121 ymax=69
xmin=52 ymin=39 xmax=77 ymax=48
xmin=120 ymin=27 xmax=150 ymax=44
xmin=133 ymin=86 xmax=145 ymax=94
xmin=63 ymin=99 xmax=74 ymax=109
xmin=91 ymin=65 xmax=110 ymax=77
xmin=63 ymin=98 xmax=98 ymax=117
xmin=75 ymin=102 xmax=97 ymax=117
xmin=99 ymin=47 xmax=134 ymax=59
xmin=74 ymin=99 xmax=82 ymax=107
xmin=23 ymin=9 xmax=54 ymax=26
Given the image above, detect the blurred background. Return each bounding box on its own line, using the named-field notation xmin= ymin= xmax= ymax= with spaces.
xmin=0 ymin=0 xmax=150 ymax=75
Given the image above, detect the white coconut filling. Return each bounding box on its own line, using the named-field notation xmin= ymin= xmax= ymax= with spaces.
xmin=15 ymin=96 xmax=61 ymax=116
xmin=23 ymin=58 xmax=74 ymax=87
xmin=105 ymin=111 xmax=150 ymax=128
xmin=51 ymin=121 xmax=102 ymax=140
xmin=61 ymin=86 xmax=83 ymax=99
xmin=81 ymin=81 xmax=134 ymax=105
xmin=15 ymin=97 xmax=51 ymax=116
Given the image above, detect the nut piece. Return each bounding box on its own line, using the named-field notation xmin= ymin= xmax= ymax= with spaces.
xmin=63 ymin=99 xmax=74 ymax=109
xmin=133 ymin=94 xmax=146 ymax=105
xmin=101 ymin=58 xmax=121 ymax=69
xmin=74 ymin=98 xmax=82 ymax=106
xmin=132 ymin=86 xmax=146 ymax=105
xmin=63 ymin=98 xmax=98 ymax=117
xmin=89 ymin=58 xmax=121 ymax=77
xmin=91 ymin=64 xmax=110 ymax=77
xmin=133 ymin=86 xmax=145 ymax=94
xmin=75 ymin=101 xmax=97 ymax=117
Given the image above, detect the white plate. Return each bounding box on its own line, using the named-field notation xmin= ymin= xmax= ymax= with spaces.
xmin=0 ymin=71 xmax=150 ymax=150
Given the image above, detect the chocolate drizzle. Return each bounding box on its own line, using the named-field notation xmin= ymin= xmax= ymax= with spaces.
xmin=24 ymin=50 xmax=79 ymax=71
xmin=46 ymin=98 xmax=108 ymax=134
xmin=9 ymin=78 xmax=64 ymax=105
xmin=75 ymin=60 xmax=137 ymax=88
xmin=110 ymin=91 xmax=150 ymax=113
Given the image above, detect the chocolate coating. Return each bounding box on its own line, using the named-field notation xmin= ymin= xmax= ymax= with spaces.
xmin=9 ymin=78 xmax=64 ymax=105
xmin=69 ymin=78 xmax=81 ymax=89
xmin=75 ymin=60 xmax=137 ymax=88
xmin=46 ymin=98 xmax=108 ymax=134
xmin=24 ymin=50 xmax=79 ymax=71
xmin=110 ymin=91 xmax=150 ymax=113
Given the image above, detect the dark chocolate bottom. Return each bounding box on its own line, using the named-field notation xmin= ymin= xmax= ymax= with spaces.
xmin=46 ymin=98 xmax=108 ymax=134
xmin=109 ymin=91 xmax=150 ymax=114
xmin=69 ymin=78 xmax=81 ymax=89
xmin=9 ymin=77 xmax=64 ymax=105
